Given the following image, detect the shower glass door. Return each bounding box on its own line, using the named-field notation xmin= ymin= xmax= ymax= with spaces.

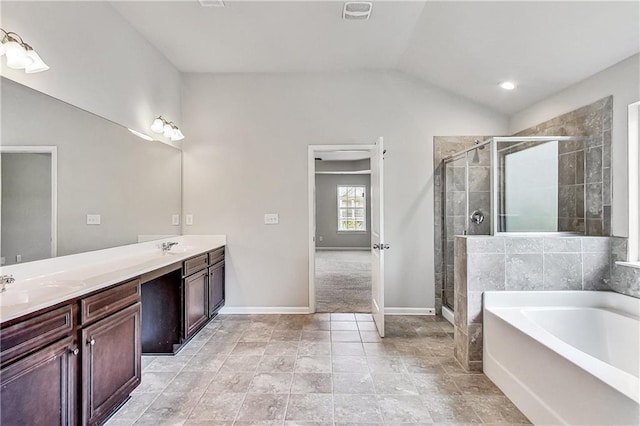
xmin=443 ymin=154 xmax=467 ymax=310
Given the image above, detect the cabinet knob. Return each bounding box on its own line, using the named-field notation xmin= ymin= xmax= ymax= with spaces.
xmin=70 ymin=347 xmax=79 ymax=356
xmin=88 ymin=337 xmax=96 ymax=346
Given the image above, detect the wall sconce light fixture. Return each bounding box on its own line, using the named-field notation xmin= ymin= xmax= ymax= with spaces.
xmin=150 ymin=116 xmax=185 ymax=141
xmin=0 ymin=28 xmax=49 ymax=73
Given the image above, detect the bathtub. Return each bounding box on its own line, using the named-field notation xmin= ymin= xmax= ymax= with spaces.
xmin=483 ymin=291 xmax=640 ymax=425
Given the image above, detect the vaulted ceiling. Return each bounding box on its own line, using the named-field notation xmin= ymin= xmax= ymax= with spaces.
xmin=111 ymin=1 xmax=639 ymax=114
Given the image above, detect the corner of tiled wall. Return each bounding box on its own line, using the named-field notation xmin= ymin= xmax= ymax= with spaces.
xmin=610 ymin=237 xmax=640 ymax=298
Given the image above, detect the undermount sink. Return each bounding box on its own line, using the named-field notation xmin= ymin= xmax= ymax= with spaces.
xmin=0 ymin=280 xmax=86 ymax=307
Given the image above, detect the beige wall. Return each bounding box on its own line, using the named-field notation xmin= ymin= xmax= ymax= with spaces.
xmin=181 ymin=70 xmax=508 ymax=310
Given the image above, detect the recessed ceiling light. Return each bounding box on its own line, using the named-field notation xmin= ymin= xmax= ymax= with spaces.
xmin=499 ymin=81 xmax=516 ymax=90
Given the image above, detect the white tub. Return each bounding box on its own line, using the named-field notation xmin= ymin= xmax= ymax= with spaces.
xmin=483 ymin=291 xmax=640 ymax=425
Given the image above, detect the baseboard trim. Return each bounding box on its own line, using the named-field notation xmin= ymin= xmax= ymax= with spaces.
xmin=315 ymin=247 xmax=370 ymax=251
xmin=218 ymin=306 xmax=312 ymax=314
xmin=385 ymin=307 xmax=436 ymax=315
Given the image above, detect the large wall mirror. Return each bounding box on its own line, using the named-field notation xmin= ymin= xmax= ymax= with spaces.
xmin=0 ymin=77 xmax=182 ymax=266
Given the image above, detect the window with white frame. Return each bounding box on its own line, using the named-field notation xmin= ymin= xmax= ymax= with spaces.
xmin=628 ymin=101 xmax=640 ymax=262
xmin=337 ymin=185 xmax=366 ymax=231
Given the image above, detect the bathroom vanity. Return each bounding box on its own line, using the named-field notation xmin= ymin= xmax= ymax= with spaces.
xmin=0 ymin=235 xmax=225 ymax=425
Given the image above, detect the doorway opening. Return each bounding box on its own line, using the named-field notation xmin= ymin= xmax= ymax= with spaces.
xmin=0 ymin=146 xmax=57 ymax=265
xmin=308 ymin=139 xmax=385 ymax=336
xmin=315 ymin=158 xmax=372 ymax=312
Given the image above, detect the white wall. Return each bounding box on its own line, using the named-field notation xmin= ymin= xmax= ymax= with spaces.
xmin=0 ymin=1 xmax=182 ymax=143
xmin=510 ymin=54 xmax=640 ymax=237
xmin=182 ymin=71 xmax=507 ymax=310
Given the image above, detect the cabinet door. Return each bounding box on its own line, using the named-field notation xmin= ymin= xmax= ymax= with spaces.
xmin=1 ymin=336 xmax=76 ymax=425
xmin=209 ymin=261 xmax=225 ymax=317
xmin=184 ymin=270 xmax=208 ymax=338
xmin=82 ymin=302 xmax=141 ymax=425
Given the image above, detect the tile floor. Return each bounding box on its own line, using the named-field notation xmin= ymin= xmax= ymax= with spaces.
xmin=106 ymin=313 xmax=530 ymax=425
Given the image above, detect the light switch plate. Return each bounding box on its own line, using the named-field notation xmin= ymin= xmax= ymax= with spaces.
xmin=87 ymin=214 xmax=101 ymax=225
xmin=185 ymin=214 xmax=194 ymax=226
xmin=264 ymin=213 xmax=279 ymax=225
xmin=172 ymin=214 xmax=180 ymax=225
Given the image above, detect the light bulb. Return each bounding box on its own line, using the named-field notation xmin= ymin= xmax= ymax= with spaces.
xmin=171 ymin=128 xmax=185 ymax=141
xmin=150 ymin=117 xmax=164 ymax=133
xmin=5 ymin=39 xmax=33 ymax=69
xmin=24 ymin=49 xmax=49 ymax=73
xmin=163 ymin=123 xmax=173 ymax=138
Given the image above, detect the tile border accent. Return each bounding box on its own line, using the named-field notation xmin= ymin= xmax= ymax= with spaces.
xmin=384 ymin=307 xmax=436 ymax=315
xmin=219 ymin=306 xmax=312 ymax=314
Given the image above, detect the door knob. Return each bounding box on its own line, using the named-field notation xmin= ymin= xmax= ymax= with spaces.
xmin=381 ymin=244 xmax=390 ymax=250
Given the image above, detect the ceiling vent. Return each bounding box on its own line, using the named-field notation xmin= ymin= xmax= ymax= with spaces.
xmin=199 ymin=0 xmax=225 ymax=7
xmin=342 ymin=2 xmax=372 ymax=21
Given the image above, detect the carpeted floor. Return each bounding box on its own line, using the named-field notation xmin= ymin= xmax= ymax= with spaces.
xmin=315 ymin=250 xmax=372 ymax=313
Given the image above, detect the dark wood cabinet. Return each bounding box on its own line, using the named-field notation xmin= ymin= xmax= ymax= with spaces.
xmin=184 ymin=270 xmax=209 ymax=338
xmin=0 ymin=336 xmax=76 ymax=425
xmin=82 ymin=302 xmax=141 ymax=425
xmin=209 ymin=260 xmax=225 ymax=317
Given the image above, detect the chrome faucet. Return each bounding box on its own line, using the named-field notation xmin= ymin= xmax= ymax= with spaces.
xmin=0 ymin=275 xmax=15 ymax=292
xmin=160 ymin=242 xmax=179 ymax=253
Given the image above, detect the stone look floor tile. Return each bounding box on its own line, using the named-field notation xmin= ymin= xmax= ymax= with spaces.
xmin=332 ymin=373 xmax=375 ymax=394
xmin=285 ymin=394 xmax=333 ymax=422
xmin=111 ymin=313 xmax=529 ymax=425
xmin=331 ymin=331 xmax=362 ymax=342
xmin=291 ymin=373 xmax=333 ymax=393
xmin=295 ymin=356 xmax=332 ymax=373
xmin=331 ymin=313 xmax=357 ymax=321
xmin=331 ymin=342 xmax=365 ymax=356
xmin=257 ymin=355 xmax=297 ymax=372
xmin=422 ymin=395 xmax=482 ymax=423
xmin=332 ymin=355 xmax=369 ymax=373
xmin=249 ymin=372 xmax=294 ymax=393
xmin=333 ymin=394 xmax=383 ymax=423
xmin=236 ymin=394 xmax=289 ymax=421
xmin=165 ymin=371 xmax=215 ymax=393
xmin=331 ymin=321 xmax=359 ymax=331
xmin=188 ymin=392 xmax=245 ymax=421
xmin=135 ymin=392 xmax=201 ymax=424
xmin=371 ymin=373 xmax=419 ymax=395
xmin=264 ymin=341 xmax=299 ymax=356
xmin=206 ymin=371 xmax=254 ymax=393
xmin=359 ymin=331 xmax=383 ymax=343
xmin=376 ymin=395 xmax=434 ymax=423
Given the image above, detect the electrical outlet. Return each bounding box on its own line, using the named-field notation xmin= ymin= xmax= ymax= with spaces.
xmin=16 ymin=254 xmax=22 ymax=263
xmin=185 ymin=214 xmax=193 ymax=226
xmin=172 ymin=214 xmax=180 ymax=225
xmin=0 ymin=257 xmax=5 ymax=265
xmin=319 ymin=236 xmax=323 ymax=242
xmin=264 ymin=213 xmax=279 ymax=225
xmin=87 ymin=214 xmax=101 ymax=225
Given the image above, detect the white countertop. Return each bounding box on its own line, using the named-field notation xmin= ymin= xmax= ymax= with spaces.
xmin=0 ymin=235 xmax=226 ymax=323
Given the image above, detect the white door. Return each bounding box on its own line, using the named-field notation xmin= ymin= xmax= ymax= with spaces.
xmin=370 ymin=137 xmax=385 ymax=337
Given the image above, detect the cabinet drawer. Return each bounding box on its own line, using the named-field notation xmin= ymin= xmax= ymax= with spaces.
xmin=1 ymin=305 xmax=74 ymax=367
xmin=208 ymin=247 xmax=225 ymax=266
xmin=80 ymin=279 xmax=141 ymax=325
xmin=183 ymin=254 xmax=208 ymax=277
